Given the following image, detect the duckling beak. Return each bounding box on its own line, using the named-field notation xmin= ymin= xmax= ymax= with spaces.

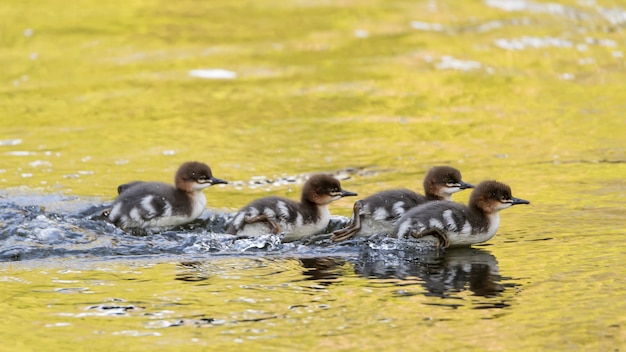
xmin=340 ymin=189 xmax=358 ymax=197
xmin=510 ymin=197 xmax=530 ymax=205
xmin=210 ymin=177 xmax=228 ymax=185
xmin=459 ymin=181 xmax=474 ymax=189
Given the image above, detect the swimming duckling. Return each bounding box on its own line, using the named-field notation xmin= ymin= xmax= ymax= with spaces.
xmin=107 ymin=161 xmax=227 ymax=230
xmin=331 ymin=166 xmax=473 ymax=242
xmin=226 ymin=174 xmax=357 ymax=242
xmin=392 ymin=180 xmax=529 ymax=248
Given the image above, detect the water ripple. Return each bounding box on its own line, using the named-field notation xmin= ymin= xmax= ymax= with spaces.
xmin=0 ymin=192 xmax=359 ymax=261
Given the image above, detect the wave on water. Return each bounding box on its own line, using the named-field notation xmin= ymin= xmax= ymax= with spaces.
xmin=0 ymin=191 xmax=443 ymax=262
xmin=0 ymin=191 xmax=513 ymax=300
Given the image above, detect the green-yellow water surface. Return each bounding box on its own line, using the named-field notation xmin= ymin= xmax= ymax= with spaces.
xmin=1 ymin=0 xmax=625 ymax=350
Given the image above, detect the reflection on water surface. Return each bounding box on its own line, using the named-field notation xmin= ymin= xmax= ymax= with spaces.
xmin=1 ymin=0 xmax=625 ymax=350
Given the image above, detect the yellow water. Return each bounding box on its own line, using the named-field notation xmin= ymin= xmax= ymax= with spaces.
xmin=1 ymin=0 xmax=625 ymax=350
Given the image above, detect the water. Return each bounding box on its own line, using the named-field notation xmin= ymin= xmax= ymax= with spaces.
xmin=1 ymin=0 xmax=625 ymax=350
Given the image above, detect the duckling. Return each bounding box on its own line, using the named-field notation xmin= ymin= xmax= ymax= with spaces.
xmin=107 ymin=161 xmax=227 ymax=230
xmin=226 ymin=174 xmax=357 ymax=242
xmin=392 ymin=180 xmax=529 ymax=248
xmin=332 ymin=166 xmax=473 ymax=242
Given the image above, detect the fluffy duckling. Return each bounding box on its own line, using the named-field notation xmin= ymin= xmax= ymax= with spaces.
xmin=392 ymin=180 xmax=529 ymax=248
xmin=107 ymin=161 xmax=227 ymax=230
xmin=226 ymin=174 xmax=357 ymax=242
xmin=332 ymin=166 xmax=473 ymax=242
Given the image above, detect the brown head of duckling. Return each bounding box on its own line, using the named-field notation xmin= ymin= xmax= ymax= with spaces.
xmin=301 ymin=174 xmax=357 ymax=205
xmin=470 ymin=180 xmax=529 ymax=214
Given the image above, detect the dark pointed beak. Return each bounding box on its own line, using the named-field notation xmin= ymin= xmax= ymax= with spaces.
xmin=511 ymin=197 xmax=530 ymax=205
xmin=210 ymin=177 xmax=228 ymax=185
xmin=340 ymin=189 xmax=358 ymax=197
xmin=459 ymin=181 xmax=474 ymax=189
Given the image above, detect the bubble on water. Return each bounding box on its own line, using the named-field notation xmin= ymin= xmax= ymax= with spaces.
xmin=435 ymin=56 xmax=482 ymax=71
xmin=410 ymin=21 xmax=444 ymax=31
xmin=29 ymin=160 xmax=53 ymax=168
xmin=54 ymin=287 xmax=90 ymax=294
xmin=23 ymin=28 xmax=34 ymax=37
xmin=112 ymin=330 xmax=161 ymax=337
xmin=0 ymin=139 xmax=22 ymax=146
xmin=494 ymin=36 xmax=573 ymax=50
xmin=145 ymin=320 xmax=177 ymax=328
xmin=189 ymin=69 xmax=237 ymax=80
xmin=36 ymin=227 xmax=64 ymax=242
xmin=485 ymin=0 xmax=527 ymax=11
xmin=234 ymin=234 xmax=283 ymax=252
xmin=6 ymin=151 xmax=35 ymax=156
xmin=354 ymin=29 xmax=369 ymax=38
xmin=30 ymin=52 xmax=38 ymax=60
xmin=45 ymin=322 xmax=71 ymax=328
xmin=485 ymin=0 xmax=566 ymax=15
xmin=475 ymin=20 xmax=504 ymax=33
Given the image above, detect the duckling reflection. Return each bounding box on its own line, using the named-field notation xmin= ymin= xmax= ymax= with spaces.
xmin=175 ymin=261 xmax=210 ymax=282
xmin=354 ymin=247 xmax=503 ymax=298
xmin=299 ymin=257 xmax=346 ymax=283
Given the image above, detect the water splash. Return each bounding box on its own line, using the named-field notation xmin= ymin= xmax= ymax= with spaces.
xmin=0 ymin=191 xmax=496 ymax=266
xmin=0 ymin=191 xmax=358 ymax=261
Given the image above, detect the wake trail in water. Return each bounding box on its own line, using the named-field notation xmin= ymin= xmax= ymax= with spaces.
xmin=0 ymin=192 xmax=450 ymax=262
